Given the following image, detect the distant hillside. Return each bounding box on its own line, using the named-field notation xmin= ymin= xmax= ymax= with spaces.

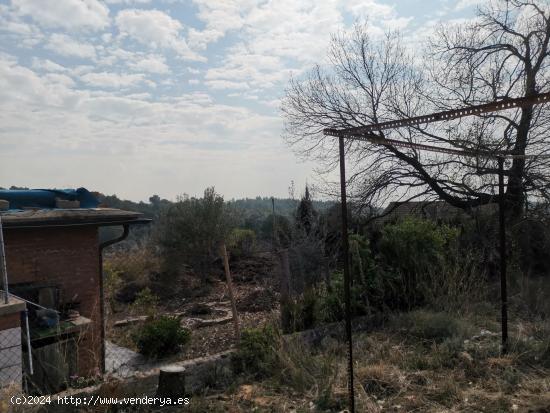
xmin=97 ymin=193 xmax=334 ymax=219
xmin=96 ymin=192 xmax=335 ymax=247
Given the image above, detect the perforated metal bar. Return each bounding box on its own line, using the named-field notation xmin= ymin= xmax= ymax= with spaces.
xmin=325 ymin=92 xmax=550 ymax=136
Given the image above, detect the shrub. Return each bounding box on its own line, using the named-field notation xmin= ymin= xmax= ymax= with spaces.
xmin=105 ymin=247 xmax=160 ymax=285
xmin=155 ymin=187 xmax=236 ymax=281
xmin=231 ymin=325 xmax=279 ymax=378
xmin=260 ymin=214 xmax=292 ymax=247
xmin=133 ymin=316 xmax=191 ymax=358
xmin=319 ymin=272 xmax=369 ymax=323
xmin=281 ymin=289 xmax=320 ymax=333
xmin=227 ymin=228 xmax=256 ymax=258
xmin=130 ymin=287 xmax=159 ymax=317
xmin=378 ymin=218 xmax=462 ymax=309
xmin=390 ymin=310 xmax=473 ymax=343
xmin=103 ymin=261 xmax=122 ymax=312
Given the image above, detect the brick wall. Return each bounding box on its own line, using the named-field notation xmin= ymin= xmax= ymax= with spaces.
xmin=3 ymin=226 xmax=101 ymax=376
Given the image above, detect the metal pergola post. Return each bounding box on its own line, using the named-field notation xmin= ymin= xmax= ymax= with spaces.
xmin=325 ymin=92 xmax=550 ymax=411
xmin=498 ymin=157 xmax=508 ymax=353
xmin=338 ymin=136 xmax=355 ymax=413
xmin=0 ymin=216 xmax=9 ymax=304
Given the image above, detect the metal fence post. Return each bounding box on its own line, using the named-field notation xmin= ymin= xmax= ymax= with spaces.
xmin=339 ymin=136 xmax=355 ymax=413
xmin=0 ymin=216 xmax=9 ymax=304
xmin=498 ymin=157 xmax=508 ymax=354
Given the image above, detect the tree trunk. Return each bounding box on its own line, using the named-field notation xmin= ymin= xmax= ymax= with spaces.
xmin=156 ymin=366 xmax=186 ymax=399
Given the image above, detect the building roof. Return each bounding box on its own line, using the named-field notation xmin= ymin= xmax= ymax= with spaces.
xmin=0 ymin=188 xmax=150 ymax=228
xmin=374 ymin=201 xmax=462 ymax=226
xmin=374 ymin=200 xmax=498 ymax=226
xmin=0 ymin=208 xmax=150 ymax=228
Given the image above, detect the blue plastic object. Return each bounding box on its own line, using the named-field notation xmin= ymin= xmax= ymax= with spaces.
xmin=0 ymin=188 xmax=99 ymax=210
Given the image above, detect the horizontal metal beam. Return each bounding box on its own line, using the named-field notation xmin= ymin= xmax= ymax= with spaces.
xmin=325 ymin=92 xmax=550 ymax=136
xmin=334 ymin=132 xmax=550 ymax=160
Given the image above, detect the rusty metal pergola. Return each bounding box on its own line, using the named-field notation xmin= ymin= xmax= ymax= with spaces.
xmin=324 ymin=92 xmax=550 ymax=413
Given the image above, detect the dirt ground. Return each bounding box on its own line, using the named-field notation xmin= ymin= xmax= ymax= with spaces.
xmin=106 ymin=253 xmax=279 ymax=362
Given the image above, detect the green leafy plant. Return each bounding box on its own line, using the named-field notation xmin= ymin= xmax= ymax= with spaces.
xmin=227 ymin=228 xmax=256 ymax=258
xmin=130 ymin=287 xmax=159 ymax=317
xmin=281 ymin=289 xmax=320 ymax=333
xmin=378 ymin=218 xmax=460 ymax=309
xmin=156 ymin=187 xmax=236 ymax=282
xmin=133 ymin=316 xmax=191 ymax=358
xmin=231 ymin=325 xmax=279 ymax=378
xmin=318 ymin=272 xmax=369 ymax=324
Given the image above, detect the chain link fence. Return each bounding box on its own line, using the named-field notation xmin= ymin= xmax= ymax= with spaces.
xmin=0 ymin=324 xmax=22 ymax=388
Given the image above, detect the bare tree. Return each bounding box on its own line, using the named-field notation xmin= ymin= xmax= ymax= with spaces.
xmin=282 ymin=0 xmax=550 ymax=220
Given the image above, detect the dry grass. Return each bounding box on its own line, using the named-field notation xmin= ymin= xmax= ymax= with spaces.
xmin=197 ymin=309 xmax=550 ymax=413
xmin=27 ymin=308 xmax=549 ymax=413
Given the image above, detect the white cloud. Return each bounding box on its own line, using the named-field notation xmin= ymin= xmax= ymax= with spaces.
xmin=198 ymin=0 xmax=346 ymax=94
xmin=0 ymin=57 xmax=79 ymax=107
xmin=128 ymin=55 xmax=170 ymax=74
xmin=115 ymin=9 xmax=204 ymax=61
xmin=455 ymin=0 xmax=484 ymax=11
xmin=382 ymin=16 xmax=414 ymax=30
xmin=0 ymin=6 xmax=44 ymax=46
xmin=45 ymin=33 xmax=97 ymax=59
xmin=105 ymin=0 xmax=151 ymax=4
xmin=344 ymin=0 xmax=394 ymax=20
xmin=189 ymin=0 xmax=251 ymax=48
xmin=80 ymin=72 xmax=147 ymax=88
xmin=12 ymin=0 xmax=110 ymax=31
xmin=205 ymin=79 xmax=249 ymax=90
xmin=31 ymin=58 xmax=68 ymax=72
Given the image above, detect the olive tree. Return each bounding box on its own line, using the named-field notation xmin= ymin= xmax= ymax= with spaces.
xmin=156 ymin=187 xmax=236 ymax=281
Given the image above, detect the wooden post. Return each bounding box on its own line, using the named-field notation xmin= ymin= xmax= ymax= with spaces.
xmin=278 ymin=249 xmax=291 ymax=303
xmin=278 ymin=248 xmax=292 ymax=332
xmin=220 ymin=242 xmax=240 ymax=340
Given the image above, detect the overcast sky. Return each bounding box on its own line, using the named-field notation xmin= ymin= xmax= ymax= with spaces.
xmin=0 ymin=0 xmax=479 ymax=202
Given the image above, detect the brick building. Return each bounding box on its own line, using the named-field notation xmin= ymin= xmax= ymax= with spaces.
xmin=0 ymin=189 xmax=149 ymax=393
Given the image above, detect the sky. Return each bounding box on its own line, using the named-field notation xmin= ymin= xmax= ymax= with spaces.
xmin=0 ymin=0 xmax=479 ymax=202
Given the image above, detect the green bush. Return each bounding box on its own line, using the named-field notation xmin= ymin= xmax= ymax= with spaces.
xmin=133 ymin=316 xmax=191 ymax=358
xmin=156 ymin=187 xmax=236 ymax=281
xmin=378 ymin=218 xmax=459 ymax=309
xmin=281 ymin=289 xmax=320 ymax=333
xmin=130 ymin=287 xmax=159 ymax=317
xmin=231 ymin=325 xmax=279 ymax=378
xmin=227 ymin=228 xmax=256 ymax=258
xmin=319 ymin=272 xmax=369 ymax=323
xmin=260 ymin=214 xmax=292 ymax=247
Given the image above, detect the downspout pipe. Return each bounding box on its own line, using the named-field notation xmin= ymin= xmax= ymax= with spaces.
xmin=98 ymin=224 xmax=130 ymax=374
